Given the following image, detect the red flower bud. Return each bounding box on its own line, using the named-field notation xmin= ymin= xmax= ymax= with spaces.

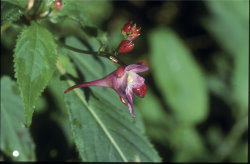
xmin=55 ymin=0 xmax=63 ymax=10
xmin=115 ymin=66 xmax=125 ymax=78
xmin=133 ymin=27 xmax=141 ymax=35
xmin=121 ymin=21 xmax=141 ymax=41
xmin=122 ymin=23 xmax=132 ymax=34
xmin=119 ymin=40 xmax=134 ymax=53
xmin=133 ymin=83 xmax=147 ymax=98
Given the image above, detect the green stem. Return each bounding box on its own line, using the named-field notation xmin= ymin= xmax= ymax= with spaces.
xmin=56 ymin=40 xmax=126 ymax=66
xmin=215 ymin=115 xmax=248 ymax=161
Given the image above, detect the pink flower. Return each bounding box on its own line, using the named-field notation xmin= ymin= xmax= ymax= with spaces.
xmin=64 ymin=63 xmax=148 ymax=117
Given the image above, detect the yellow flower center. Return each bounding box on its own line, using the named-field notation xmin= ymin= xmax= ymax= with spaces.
xmin=127 ymin=72 xmax=133 ymax=82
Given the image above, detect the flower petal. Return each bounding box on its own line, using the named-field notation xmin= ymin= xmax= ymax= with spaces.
xmin=128 ymin=72 xmax=145 ymax=89
xmin=125 ymin=63 xmax=148 ymax=73
xmin=112 ymin=73 xmax=128 ymax=98
xmin=125 ymin=86 xmax=136 ymax=117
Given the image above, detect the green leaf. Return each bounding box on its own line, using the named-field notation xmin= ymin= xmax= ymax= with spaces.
xmin=58 ymin=53 xmax=78 ymax=78
xmin=104 ymin=18 xmax=127 ymax=50
xmin=0 ymin=76 xmax=36 ymax=161
xmin=203 ymin=1 xmax=249 ymax=55
xmin=230 ymin=141 xmax=248 ymax=162
xmin=60 ymin=77 xmax=161 ymax=162
xmin=149 ymin=28 xmax=208 ymax=125
xmin=215 ymin=116 xmax=248 ymax=161
xmin=1 ymin=23 xmax=24 ymax=50
xmin=57 ymin=37 xmax=161 ymax=162
xmin=170 ymin=126 xmax=205 ymax=162
xmin=47 ymin=70 xmax=75 ymax=147
xmin=136 ymin=89 xmax=171 ymax=124
xmin=1 ymin=1 xmax=24 ymax=26
xmin=203 ymin=1 xmax=249 ymax=113
xmin=54 ymin=0 xmax=112 ymax=26
xmin=135 ymin=89 xmax=174 ymax=147
xmin=14 ymin=23 xmax=57 ymax=127
xmin=27 ymin=0 xmax=54 ymax=17
xmin=136 ymin=90 xmax=207 ymax=162
xmin=1 ymin=0 xmax=29 ymax=9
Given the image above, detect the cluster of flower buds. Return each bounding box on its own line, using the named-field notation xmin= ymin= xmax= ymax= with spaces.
xmin=118 ymin=21 xmax=141 ymax=54
xmin=122 ymin=21 xmax=141 ymax=41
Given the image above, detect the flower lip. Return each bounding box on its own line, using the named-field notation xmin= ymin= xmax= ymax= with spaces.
xmin=133 ymin=83 xmax=147 ymax=98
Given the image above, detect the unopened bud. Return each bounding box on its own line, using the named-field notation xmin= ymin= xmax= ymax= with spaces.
xmin=133 ymin=83 xmax=147 ymax=98
xmin=119 ymin=40 xmax=134 ymax=53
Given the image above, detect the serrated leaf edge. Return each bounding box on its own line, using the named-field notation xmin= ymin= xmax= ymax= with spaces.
xmin=13 ymin=24 xmax=58 ymax=126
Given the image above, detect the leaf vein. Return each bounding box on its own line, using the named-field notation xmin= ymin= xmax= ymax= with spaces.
xmin=67 ymin=79 xmax=128 ymax=162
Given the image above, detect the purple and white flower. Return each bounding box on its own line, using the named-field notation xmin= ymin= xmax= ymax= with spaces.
xmin=64 ymin=63 xmax=148 ymax=117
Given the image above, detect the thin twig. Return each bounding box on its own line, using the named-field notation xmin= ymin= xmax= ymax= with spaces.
xmin=56 ymin=40 xmax=126 ymax=66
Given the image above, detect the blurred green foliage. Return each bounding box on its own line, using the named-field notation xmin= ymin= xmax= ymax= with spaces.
xmin=1 ymin=0 xmax=248 ymax=162
xmin=203 ymin=1 xmax=248 ymax=115
xmin=149 ymin=28 xmax=208 ymax=125
xmin=1 ymin=76 xmax=36 ymax=161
